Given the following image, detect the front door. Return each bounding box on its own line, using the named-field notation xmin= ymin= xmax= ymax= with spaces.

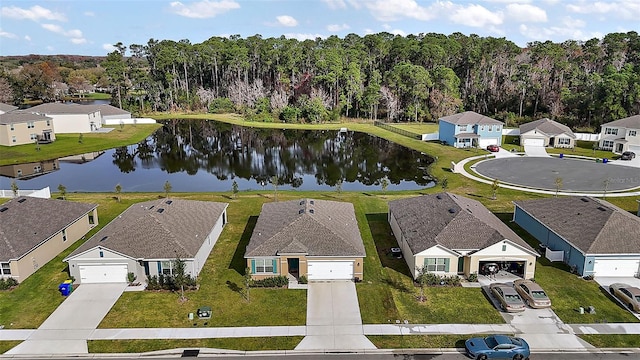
xmin=287 ymin=258 xmax=299 ymax=277
xmin=617 ymin=143 xmax=624 ymax=153
xmin=457 ymin=257 xmax=464 ymax=274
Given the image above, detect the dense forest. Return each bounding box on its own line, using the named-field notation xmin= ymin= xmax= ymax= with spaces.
xmin=1 ymin=31 xmax=639 ymax=130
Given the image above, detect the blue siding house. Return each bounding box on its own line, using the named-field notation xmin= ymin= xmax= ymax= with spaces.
xmin=513 ymin=197 xmax=640 ymax=277
xmin=438 ymin=111 xmax=504 ymax=149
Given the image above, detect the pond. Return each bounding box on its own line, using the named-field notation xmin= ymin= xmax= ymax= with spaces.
xmin=4 ymin=120 xmax=436 ymax=192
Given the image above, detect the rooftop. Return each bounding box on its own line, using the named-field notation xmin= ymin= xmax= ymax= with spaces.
xmin=439 ymin=111 xmax=503 ymax=126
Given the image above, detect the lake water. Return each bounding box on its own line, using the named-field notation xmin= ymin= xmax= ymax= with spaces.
xmin=4 ymin=120 xmax=435 ymax=192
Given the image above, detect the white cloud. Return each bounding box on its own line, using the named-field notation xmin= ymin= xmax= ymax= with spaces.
xmin=41 ymin=24 xmax=86 ymax=44
xmin=0 ymin=29 xmax=18 ymax=39
xmin=46 ymin=45 xmax=54 ymax=52
xmin=276 ymin=15 xmax=298 ymax=27
xmin=103 ymin=43 xmax=116 ymax=52
xmin=566 ymin=1 xmax=640 ymax=20
xmin=364 ymin=0 xmax=439 ymax=21
xmin=84 ymin=11 xmax=95 ymax=17
xmin=283 ymin=33 xmax=325 ymax=41
xmin=505 ymin=4 xmax=547 ymax=22
xmin=1 ymin=5 xmax=66 ymax=22
xmin=449 ymin=4 xmax=503 ymax=27
xmin=390 ymin=28 xmax=406 ymax=36
xmin=322 ymin=0 xmax=347 ymax=9
xmin=24 ymin=35 xmax=31 ymax=41
xmin=327 ymin=23 xmax=350 ymax=32
xmin=519 ymin=23 xmax=602 ymax=43
xmin=561 ymin=16 xmax=585 ymax=29
xmin=169 ymin=0 xmax=240 ymax=19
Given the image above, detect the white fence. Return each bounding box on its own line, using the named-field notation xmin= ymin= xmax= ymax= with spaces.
xmin=503 ymin=128 xmax=600 ymax=141
xmin=103 ymin=117 xmax=157 ymax=125
xmin=421 ymin=133 xmax=439 ymax=141
xmin=545 ymin=248 xmax=565 ymax=262
xmin=0 ymin=186 xmax=51 ymax=199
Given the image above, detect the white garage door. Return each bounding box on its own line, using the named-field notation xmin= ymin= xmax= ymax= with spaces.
xmin=593 ymin=259 xmax=640 ymax=277
xmin=307 ymin=261 xmax=353 ymax=280
xmin=478 ymin=138 xmax=499 ymax=148
xmin=79 ymin=264 xmax=128 ymax=283
xmin=523 ymin=138 xmax=545 ymax=147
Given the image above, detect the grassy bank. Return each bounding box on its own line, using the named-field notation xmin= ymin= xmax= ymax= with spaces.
xmin=88 ymin=337 xmax=303 ymax=353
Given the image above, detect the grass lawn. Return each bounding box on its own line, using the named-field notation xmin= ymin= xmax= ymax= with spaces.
xmin=388 ymin=122 xmax=439 ymax=134
xmin=88 ymin=337 xmax=303 ymax=353
xmin=578 ymin=335 xmax=640 ymax=348
xmin=0 ymin=341 xmax=22 ymax=354
xmin=0 ymin=124 xmax=160 ymax=166
xmin=368 ymin=335 xmax=469 ymax=349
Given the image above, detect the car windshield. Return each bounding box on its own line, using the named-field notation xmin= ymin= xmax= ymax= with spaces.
xmin=531 ymin=291 xmax=547 ymax=299
xmin=485 ymin=337 xmax=498 ymax=348
xmin=510 ymin=338 xmax=523 ymax=346
xmin=505 ymin=294 xmax=521 ymax=303
xmin=635 ymin=296 xmax=640 ymax=302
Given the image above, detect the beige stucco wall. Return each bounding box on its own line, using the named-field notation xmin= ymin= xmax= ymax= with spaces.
xmin=248 ymin=255 xmax=363 ymax=281
xmin=11 ymin=208 xmax=97 ymax=282
xmin=50 ymin=112 xmax=101 ymax=133
xmin=0 ymin=119 xmax=54 ymax=146
xmin=67 ymin=246 xmax=142 ymax=283
xmin=0 ymin=159 xmax=60 ymax=178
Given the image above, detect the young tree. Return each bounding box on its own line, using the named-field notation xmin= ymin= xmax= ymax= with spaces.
xmin=57 ymin=184 xmax=67 ymax=200
xmin=115 ymin=183 xmax=122 ymax=202
xmin=415 ymin=265 xmax=429 ymax=302
xmin=10 ymin=180 xmax=18 ymax=197
xmin=231 ymin=180 xmax=239 ymax=199
xmin=163 ymin=180 xmax=172 ymax=198
xmin=335 ymin=179 xmax=343 ymax=195
xmin=244 ymin=266 xmax=252 ymax=302
xmin=270 ymin=176 xmax=279 ymax=202
xmin=78 ymin=133 xmax=83 ymax=144
xmin=172 ymin=258 xmax=188 ymax=302
xmin=554 ymin=177 xmax=563 ymax=197
xmin=440 ymin=177 xmax=449 ymax=191
xmin=381 ymin=177 xmax=389 ymax=193
xmin=491 ymin=179 xmax=500 ymax=200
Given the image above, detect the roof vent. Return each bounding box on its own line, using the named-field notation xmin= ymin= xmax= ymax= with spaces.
xmin=580 ymin=198 xmax=589 ymax=202
xmin=310 ymin=200 xmax=314 ymax=205
xmin=299 ymin=200 xmax=305 ymax=205
xmin=448 ymin=208 xmax=456 ymax=214
xmin=148 ymin=205 xmax=154 ymax=210
xmin=18 ymin=198 xmax=26 ymax=203
xmin=165 ymin=200 xmax=173 ymax=205
xmin=436 ymin=194 xmax=442 ymax=199
xmin=0 ymin=207 xmax=8 ymax=212
xmin=309 ymin=209 xmax=314 ymax=214
xmin=298 ymin=209 xmax=304 ymax=214
xmin=596 ymin=206 xmax=607 ymax=212
xmin=157 ymin=208 xmax=165 ymax=213
xmin=100 ymin=236 xmax=108 ymax=242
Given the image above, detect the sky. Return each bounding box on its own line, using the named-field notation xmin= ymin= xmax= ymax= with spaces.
xmin=0 ymin=0 xmax=639 ymax=56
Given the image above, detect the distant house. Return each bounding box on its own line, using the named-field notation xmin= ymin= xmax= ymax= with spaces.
xmin=388 ymin=193 xmax=538 ymax=280
xmin=0 ymin=102 xmax=18 ymax=114
xmin=0 ymin=111 xmax=55 ymax=146
xmin=245 ymin=199 xmax=366 ymax=281
xmin=64 ymin=199 xmax=228 ymax=284
xmin=438 ymin=111 xmax=504 ymax=149
xmin=92 ymin=104 xmax=132 ymax=125
xmin=519 ymin=118 xmax=576 ymax=148
xmin=514 ymin=197 xmax=640 ymax=277
xmin=0 ymin=159 xmax=60 ymax=179
xmin=598 ymin=115 xmax=640 ymax=154
xmin=0 ymin=196 xmax=98 ymax=283
xmin=28 ymin=103 xmax=102 ymax=133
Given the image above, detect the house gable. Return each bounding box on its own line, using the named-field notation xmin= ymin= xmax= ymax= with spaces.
xmin=415 ymin=244 xmax=460 ymax=257
xmin=472 ymin=239 xmax=539 ymax=258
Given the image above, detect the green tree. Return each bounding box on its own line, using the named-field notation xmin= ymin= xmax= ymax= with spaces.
xmin=335 ymin=179 xmax=343 ymax=195
xmin=491 ymin=179 xmax=500 ymax=200
xmin=270 ymin=176 xmax=279 ymax=202
xmin=57 ymin=184 xmax=67 ymax=200
xmin=78 ymin=133 xmax=83 ymax=144
xmin=172 ymin=258 xmax=188 ymax=302
xmin=114 ymin=183 xmax=122 ymax=202
xmin=10 ymin=180 xmax=18 ymax=197
xmin=415 ymin=265 xmax=429 ymax=302
xmin=163 ymin=180 xmax=172 ymax=198
xmin=102 ymin=43 xmax=129 ymax=109
xmin=381 ymin=177 xmax=389 ymax=193
xmin=231 ymin=180 xmax=239 ymax=199
xmin=440 ymin=177 xmax=449 ymax=191
xmin=244 ymin=267 xmax=252 ymax=302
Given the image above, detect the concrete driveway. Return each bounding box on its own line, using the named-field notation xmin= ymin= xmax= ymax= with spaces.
xmin=6 ymin=283 xmax=127 ymax=355
xmin=295 ymin=281 xmax=375 ymax=350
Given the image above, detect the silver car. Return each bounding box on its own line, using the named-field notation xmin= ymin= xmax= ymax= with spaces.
xmin=514 ymin=279 xmax=551 ymax=308
xmin=609 ymin=283 xmax=640 ymax=312
xmin=489 ymin=283 xmax=525 ymax=312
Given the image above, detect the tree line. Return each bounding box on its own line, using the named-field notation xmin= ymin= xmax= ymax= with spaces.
xmin=1 ymin=31 xmax=639 ymax=130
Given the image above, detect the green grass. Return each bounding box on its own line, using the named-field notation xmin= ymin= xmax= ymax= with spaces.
xmin=578 ymin=334 xmax=640 ymax=348
xmin=368 ymin=335 xmax=469 ymax=349
xmin=0 ymin=341 xmax=22 ymax=354
xmin=88 ymin=337 xmax=303 ymax=353
xmin=0 ymin=124 xmax=161 ymax=166
xmin=389 ymin=122 xmax=439 ymax=134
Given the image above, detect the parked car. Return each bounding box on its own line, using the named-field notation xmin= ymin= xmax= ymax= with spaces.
xmin=620 ymin=151 xmax=636 ymax=160
xmin=465 ymin=334 xmax=530 ymax=360
xmin=513 ymin=279 xmax=551 ymax=308
xmin=489 ymin=283 xmax=525 ymax=312
xmin=609 ymin=283 xmax=640 ymax=312
xmin=487 ymin=144 xmax=500 ymax=152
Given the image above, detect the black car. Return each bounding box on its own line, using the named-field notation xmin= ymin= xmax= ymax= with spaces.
xmin=620 ymin=151 xmax=636 ymax=160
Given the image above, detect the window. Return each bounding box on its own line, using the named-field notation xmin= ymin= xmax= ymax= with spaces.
xmin=30 ymin=133 xmax=37 ymax=141
xmin=254 ymin=258 xmax=274 ymax=273
xmin=161 ymin=261 xmax=173 ymax=275
xmin=99 ymin=251 xmax=104 ymax=258
xmin=10 ymin=124 xmax=14 ymax=131
xmin=557 ymin=138 xmax=571 ymax=145
xmin=602 ymin=140 xmax=614 ymax=149
xmin=11 ymin=136 xmax=16 ymax=143
xmin=502 ymin=244 xmax=507 ymax=251
xmin=17 ymin=169 xmax=22 ymax=177
xmin=62 ymin=229 xmax=67 ymax=242
xmin=34 ymin=165 xmax=41 ymax=173
xmin=458 ymin=125 xmax=467 ymax=132
xmin=27 ymin=121 xmax=35 ymax=129
xmin=1 ymin=263 xmax=11 ymax=275
xmin=424 ymin=258 xmax=447 ymax=272
xmin=46 ymin=119 xmax=51 ymax=126
xmin=88 ymin=214 xmax=95 ymax=225
xmin=629 ymin=130 xmax=637 ymax=137
xmin=605 ymin=128 xmax=618 ymax=135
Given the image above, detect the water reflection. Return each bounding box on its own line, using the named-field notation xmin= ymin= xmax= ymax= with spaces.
xmin=6 ymin=120 xmax=435 ymax=192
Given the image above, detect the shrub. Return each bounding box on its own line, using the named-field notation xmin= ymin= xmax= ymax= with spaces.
xmin=251 ymin=276 xmax=289 ymax=288
xmin=298 ymin=275 xmax=308 ymax=284
xmin=467 ymin=272 xmax=478 ymax=282
xmin=208 ymin=98 xmax=235 ymax=114
xmin=415 ymin=273 xmax=461 ymax=287
xmin=0 ymin=277 xmax=19 ymax=290
xmin=145 ymin=274 xmax=197 ymax=291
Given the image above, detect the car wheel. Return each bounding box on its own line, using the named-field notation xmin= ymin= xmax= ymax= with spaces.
xmin=513 ymin=354 xmax=524 ymax=360
xmin=629 ymin=303 xmax=634 ymax=310
xmin=477 ymin=355 xmax=488 ymax=360
xmin=524 ymin=299 xmax=530 ymax=307
xmin=610 ymin=288 xmax=615 ymax=295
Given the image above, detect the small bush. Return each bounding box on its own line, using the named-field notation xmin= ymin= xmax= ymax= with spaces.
xmin=251 ymin=276 xmax=289 ymax=288
xmin=208 ymin=98 xmax=235 ymax=114
xmin=467 ymin=272 xmax=478 ymax=282
xmin=0 ymin=277 xmax=18 ymax=290
xmin=416 ymin=273 xmax=461 ymax=287
xmin=298 ymin=275 xmax=308 ymax=284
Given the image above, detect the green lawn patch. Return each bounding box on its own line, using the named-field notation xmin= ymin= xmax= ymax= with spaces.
xmin=0 ymin=341 xmax=21 ymax=354
xmin=88 ymin=337 xmax=303 ymax=353
xmin=368 ymin=335 xmax=468 ymax=349
xmin=389 ymin=122 xmax=439 ymax=134
xmin=578 ymin=334 xmax=640 ymax=348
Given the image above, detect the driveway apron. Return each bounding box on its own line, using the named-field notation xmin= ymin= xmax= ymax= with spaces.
xmin=6 ymin=283 xmax=127 ymax=355
xmin=295 ymin=281 xmax=376 ymax=350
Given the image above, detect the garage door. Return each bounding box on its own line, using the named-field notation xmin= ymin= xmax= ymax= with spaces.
xmin=479 ymin=138 xmax=499 ymax=149
xmin=593 ymin=259 xmax=640 ymax=277
xmin=523 ymin=138 xmax=544 ymax=147
xmin=307 ymin=261 xmax=353 ymax=280
xmin=79 ymin=264 xmax=128 ymax=283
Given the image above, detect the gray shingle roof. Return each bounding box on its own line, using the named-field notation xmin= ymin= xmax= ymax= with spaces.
xmin=0 ymin=111 xmax=51 ymax=125
xmin=439 ymin=111 xmax=503 ymax=125
xmin=601 ymin=115 xmax=640 ymax=129
xmin=514 ymin=197 xmax=640 ymax=255
xmin=245 ymin=199 xmax=366 ymax=257
xmin=26 ymin=103 xmax=131 ymax=117
xmin=66 ymin=199 xmax=228 ymax=260
xmin=520 ymin=118 xmax=576 ymax=138
xmin=388 ymin=193 xmax=534 ymax=255
xmin=0 ymin=103 xmax=18 ymax=113
xmin=93 ymin=104 xmax=130 ymax=116
xmin=0 ymin=196 xmax=97 ymax=262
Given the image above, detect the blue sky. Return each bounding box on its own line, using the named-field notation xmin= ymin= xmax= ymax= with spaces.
xmin=1 ymin=0 xmax=638 ymax=56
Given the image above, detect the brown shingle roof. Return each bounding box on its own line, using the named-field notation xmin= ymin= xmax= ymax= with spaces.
xmin=388 ymin=193 xmax=534 ymax=254
xmin=514 ymin=197 xmax=640 ymax=254
xmin=0 ymin=103 xmax=18 ymax=113
xmin=439 ymin=111 xmax=503 ymax=125
xmin=245 ymin=199 xmax=366 ymax=257
xmin=0 ymin=111 xmax=51 ymax=125
xmin=0 ymin=197 xmax=97 ymax=261
xmin=66 ymin=199 xmax=228 ymax=260
xmin=601 ymin=115 xmax=640 ymax=129
xmin=520 ymin=118 xmax=576 ymax=138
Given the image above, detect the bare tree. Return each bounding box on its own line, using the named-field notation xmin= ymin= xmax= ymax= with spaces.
xmin=554 ymin=177 xmax=563 ymax=197
xmin=10 ymin=180 xmax=18 ymax=197
xmin=491 ymin=179 xmax=500 ymax=200
xmin=380 ymin=86 xmax=399 ymax=121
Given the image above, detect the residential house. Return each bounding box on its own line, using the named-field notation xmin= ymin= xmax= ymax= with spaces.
xmin=0 ymin=111 xmax=55 ymax=146
xmin=0 ymin=159 xmax=60 ymax=179
xmin=92 ymin=104 xmax=132 ymax=125
xmin=0 ymin=102 xmax=18 ymax=114
xmin=245 ymin=199 xmax=366 ymax=281
xmin=0 ymin=196 xmax=98 ymax=283
xmin=438 ymin=111 xmax=504 ymax=149
xmin=598 ymin=115 xmax=640 ymax=154
xmin=64 ymin=199 xmax=228 ymax=284
xmin=514 ymin=197 xmax=640 ymax=277
xmin=519 ymin=118 xmax=576 ymax=148
xmin=27 ymin=103 xmax=102 ymax=133
xmin=388 ymin=193 xmax=538 ymax=280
